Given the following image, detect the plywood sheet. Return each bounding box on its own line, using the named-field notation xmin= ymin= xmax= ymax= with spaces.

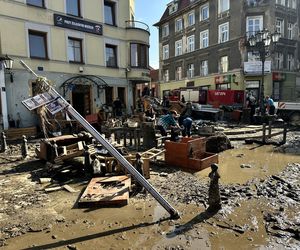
xmin=78 ymin=175 xmax=131 ymax=206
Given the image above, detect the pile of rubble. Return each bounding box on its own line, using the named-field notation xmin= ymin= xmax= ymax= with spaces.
xmin=277 ymin=133 xmax=300 ymax=154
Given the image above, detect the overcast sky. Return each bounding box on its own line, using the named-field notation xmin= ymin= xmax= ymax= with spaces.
xmin=135 ymin=0 xmax=170 ymax=69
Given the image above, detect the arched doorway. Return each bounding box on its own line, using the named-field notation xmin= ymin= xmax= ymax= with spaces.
xmin=61 ymin=75 xmax=108 ymax=116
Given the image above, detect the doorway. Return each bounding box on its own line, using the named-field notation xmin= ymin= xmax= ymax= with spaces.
xmin=72 ymin=85 xmax=91 ymax=116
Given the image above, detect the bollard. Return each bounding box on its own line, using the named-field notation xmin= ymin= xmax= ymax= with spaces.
xmin=21 ymin=135 xmax=29 ymax=158
xmin=1 ymin=132 xmax=8 ymax=153
xmin=262 ymin=123 xmax=266 ymax=144
xmin=282 ymin=123 xmax=287 ymax=144
xmin=52 ymin=140 xmax=58 ymax=158
xmin=268 ymin=121 xmax=272 ymax=138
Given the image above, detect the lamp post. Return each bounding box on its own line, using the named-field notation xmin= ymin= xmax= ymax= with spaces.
xmin=247 ymin=29 xmax=280 ymax=115
xmin=0 ymin=55 xmax=14 ymax=129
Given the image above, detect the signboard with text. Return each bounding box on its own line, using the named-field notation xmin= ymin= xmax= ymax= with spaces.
xmin=54 ymin=14 xmax=103 ymax=35
xmin=244 ymin=61 xmax=271 ymax=75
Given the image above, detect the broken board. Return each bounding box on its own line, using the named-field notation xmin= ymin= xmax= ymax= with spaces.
xmin=78 ymin=175 xmax=131 ymax=206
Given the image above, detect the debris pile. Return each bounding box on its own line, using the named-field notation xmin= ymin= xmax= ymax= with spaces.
xmin=277 ymin=133 xmax=300 ymax=154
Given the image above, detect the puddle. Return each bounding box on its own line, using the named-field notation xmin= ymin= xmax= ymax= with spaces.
xmin=196 ymin=144 xmax=300 ymax=184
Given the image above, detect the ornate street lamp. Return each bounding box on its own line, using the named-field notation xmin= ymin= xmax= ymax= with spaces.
xmin=0 ymin=54 xmax=14 ymax=70
xmin=246 ymin=29 xmax=280 ymax=115
xmin=0 ymin=55 xmax=14 ymax=82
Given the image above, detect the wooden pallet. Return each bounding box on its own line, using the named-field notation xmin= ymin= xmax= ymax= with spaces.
xmin=78 ymin=175 xmax=131 ymax=206
xmin=141 ymin=148 xmax=165 ymax=179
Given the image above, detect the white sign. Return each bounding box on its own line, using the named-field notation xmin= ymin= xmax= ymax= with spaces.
xmin=244 ymin=61 xmax=271 ymax=74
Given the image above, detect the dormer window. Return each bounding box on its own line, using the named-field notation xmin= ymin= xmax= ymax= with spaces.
xmin=168 ymin=2 xmax=178 ymax=15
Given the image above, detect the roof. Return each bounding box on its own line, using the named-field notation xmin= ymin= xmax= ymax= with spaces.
xmin=154 ymin=0 xmax=195 ymax=26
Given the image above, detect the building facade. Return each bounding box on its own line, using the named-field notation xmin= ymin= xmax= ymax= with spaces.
xmin=0 ymin=0 xmax=150 ymax=129
xmin=155 ymin=0 xmax=300 ymax=103
xmin=136 ymin=68 xmax=159 ymax=98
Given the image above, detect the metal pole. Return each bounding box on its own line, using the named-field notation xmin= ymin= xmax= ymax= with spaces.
xmin=260 ymin=48 xmax=265 ymax=116
xmin=19 ymin=60 xmax=179 ymax=219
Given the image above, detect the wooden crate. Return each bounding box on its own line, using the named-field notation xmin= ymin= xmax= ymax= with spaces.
xmin=165 ymin=137 xmax=218 ymax=171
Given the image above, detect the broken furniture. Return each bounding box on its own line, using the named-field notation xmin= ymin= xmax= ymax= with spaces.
xmin=36 ymin=134 xmax=92 ymax=163
xmin=78 ymin=175 xmax=131 ymax=206
xmin=165 ymin=137 xmax=218 ymax=171
xmin=140 ymin=148 xmax=165 ymax=179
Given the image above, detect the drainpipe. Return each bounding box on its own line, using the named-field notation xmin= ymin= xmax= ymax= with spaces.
xmin=0 ymin=63 xmax=8 ymax=130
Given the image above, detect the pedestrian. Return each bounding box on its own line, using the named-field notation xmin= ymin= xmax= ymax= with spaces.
xmin=143 ymin=104 xmax=156 ymax=122
xmin=179 ymin=102 xmax=193 ymax=137
xmin=265 ymin=96 xmax=275 ymax=115
xmin=246 ymin=92 xmax=256 ymax=123
xmin=157 ymin=110 xmax=181 ymax=141
xmin=207 ymin=163 xmax=221 ymax=212
xmin=181 ymin=95 xmax=186 ymax=103
xmin=113 ymin=97 xmax=122 ymax=117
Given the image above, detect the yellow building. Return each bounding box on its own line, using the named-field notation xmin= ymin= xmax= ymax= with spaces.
xmin=0 ymin=0 xmax=150 ymax=128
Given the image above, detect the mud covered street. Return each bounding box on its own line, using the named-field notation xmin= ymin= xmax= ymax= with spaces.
xmin=0 ymin=132 xmax=299 ymax=250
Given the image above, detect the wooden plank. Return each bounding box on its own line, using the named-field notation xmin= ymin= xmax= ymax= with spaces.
xmin=63 ymin=184 xmax=79 ymax=193
xmin=78 ymin=176 xmax=131 ymax=206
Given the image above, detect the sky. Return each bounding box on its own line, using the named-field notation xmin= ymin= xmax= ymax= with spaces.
xmin=135 ymin=0 xmax=170 ymax=69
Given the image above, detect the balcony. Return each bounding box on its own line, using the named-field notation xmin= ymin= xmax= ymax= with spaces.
xmin=125 ymin=20 xmax=150 ymax=33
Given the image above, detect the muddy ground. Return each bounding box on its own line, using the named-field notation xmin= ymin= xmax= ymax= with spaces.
xmin=0 ymin=132 xmax=299 ymax=250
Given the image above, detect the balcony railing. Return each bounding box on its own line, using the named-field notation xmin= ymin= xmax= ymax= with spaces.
xmin=125 ymin=20 xmax=150 ymax=33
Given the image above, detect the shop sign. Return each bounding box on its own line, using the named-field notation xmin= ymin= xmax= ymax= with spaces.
xmin=245 ymin=81 xmax=259 ymax=88
xmin=272 ymin=72 xmax=286 ymax=81
xmin=215 ymin=75 xmax=232 ymax=84
xmin=54 ymin=14 xmax=103 ymax=35
xmin=244 ymin=61 xmax=271 ymax=74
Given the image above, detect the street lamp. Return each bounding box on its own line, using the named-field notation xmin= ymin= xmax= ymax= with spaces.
xmin=0 ymin=54 xmax=14 ymax=70
xmin=246 ymin=29 xmax=280 ymax=115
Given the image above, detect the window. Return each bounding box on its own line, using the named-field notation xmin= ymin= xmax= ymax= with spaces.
xmin=219 ymin=22 xmax=229 ymax=43
xmin=29 ymin=30 xmax=48 ymax=59
xmin=200 ymin=60 xmax=208 ymax=76
xmin=176 ymin=66 xmax=182 ymax=80
xmin=219 ymin=56 xmax=228 ymax=73
xmin=187 ymin=63 xmax=194 ymax=78
xmin=200 ymin=30 xmax=209 ymax=48
xmin=27 ymin=0 xmax=45 ymax=7
xmin=66 ymin=0 xmax=80 ymax=17
xmin=130 ymin=43 xmax=148 ymax=68
xmin=246 ymin=16 xmax=263 ymax=37
xmin=104 ymin=0 xmax=116 ymax=26
xmin=288 ymin=53 xmax=294 ymax=71
xmin=68 ymin=37 xmax=83 ymax=63
xmin=188 ymin=12 xmax=195 ymax=26
xmin=162 ymin=45 xmax=169 ymax=60
xmin=276 ymin=0 xmax=285 ymax=6
xmin=276 ymin=18 xmax=284 ymax=37
xmin=288 ymin=23 xmax=294 ymax=39
xmin=175 ymin=18 xmax=183 ymax=32
xmin=175 ymin=40 xmax=182 ymax=56
xmin=218 ymin=0 xmax=229 ymax=13
xmin=216 ymin=83 xmax=230 ymax=90
xmin=106 ymin=44 xmax=117 ymax=67
xmin=200 ymin=4 xmax=209 ymax=21
xmin=163 ymin=69 xmax=169 ymax=82
xmin=187 ymin=35 xmax=195 ymax=52
xmin=162 ymin=24 xmax=169 ymax=37
xmin=275 ymin=52 xmax=284 ymax=70
xmin=287 ymin=0 xmax=296 ymax=8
